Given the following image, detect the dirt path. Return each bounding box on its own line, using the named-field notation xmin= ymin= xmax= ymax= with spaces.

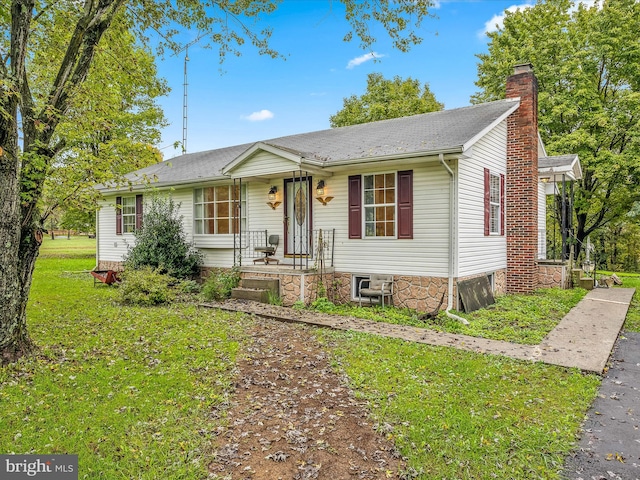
xmin=208 ymin=318 xmax=406 ymax=479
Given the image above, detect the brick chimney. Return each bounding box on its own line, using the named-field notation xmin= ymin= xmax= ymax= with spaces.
xmin=506 ymin=63 xmax=538 ymax=293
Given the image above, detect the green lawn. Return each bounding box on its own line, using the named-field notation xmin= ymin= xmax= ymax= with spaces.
xmin=612 ymin=273 xmax=640 ymax=332
xmin=0 ymin=241 xmax=610 ymax=478
xmin=306 ymin=286 xmax=588 ymax=344
xmin=318 ymin=329 xmax=600 ymax=479
xmin=1 ymin=247 xmax=249 ymax=478
xmin=38 ymin=235 xmax=97 ymax=258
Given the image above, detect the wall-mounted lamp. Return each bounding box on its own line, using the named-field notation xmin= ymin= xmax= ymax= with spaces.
xmin=540 ymin=176 xmax=551 ymax=183
xmin=266 ymin=185 xmax=281 ymax=210
xmin=315 ymin=180 xmax=334 ymax=205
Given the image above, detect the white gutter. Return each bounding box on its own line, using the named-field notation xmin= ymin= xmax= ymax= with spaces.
xmin=95 ymin=208 xmax=99 ymax=270
xmin=439 ymin=153 xmax=469 ymax=325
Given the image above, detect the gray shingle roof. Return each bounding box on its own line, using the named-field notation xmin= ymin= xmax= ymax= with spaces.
xmin=539 ymin=154 xmax=578 ymax=169
xmin=100 ymin=99 xmax=518 ymax=191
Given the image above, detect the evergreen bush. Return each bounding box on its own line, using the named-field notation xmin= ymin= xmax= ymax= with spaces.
xmin=125 ymin=195 xmax=203 ymax=279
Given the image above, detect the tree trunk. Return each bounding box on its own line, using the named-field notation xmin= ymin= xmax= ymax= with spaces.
xmin=0 ymin=146 xmax=36 ymax=364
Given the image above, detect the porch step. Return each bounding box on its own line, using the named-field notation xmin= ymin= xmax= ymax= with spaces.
xmin=579 ymin=277 xmax=595 ymax=290
xmin=231 ymin=287 xmax=270 ymax=303
xmin=241 ymin=278 xmax=279 ymax=294
xmin=230 ymin=277 xmax=280 ymax=304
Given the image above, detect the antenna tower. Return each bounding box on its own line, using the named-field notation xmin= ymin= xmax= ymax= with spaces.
xmin=182 ymin=48 xmax=189 ymax=154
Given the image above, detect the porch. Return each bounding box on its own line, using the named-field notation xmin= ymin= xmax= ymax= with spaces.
xmin=233 ymin=228 xmax=335 ymax=270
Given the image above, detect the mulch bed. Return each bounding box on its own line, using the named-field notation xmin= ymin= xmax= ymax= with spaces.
xmin=208 ymin=317 xmax=406 ymax=479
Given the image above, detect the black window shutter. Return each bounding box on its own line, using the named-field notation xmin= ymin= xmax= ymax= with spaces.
xmin=115 ymin=196 xmax=122 ymax=235
xmin=397 ymin=170 xmax=413 ymax=239
xmin=348 ymin=175 xmax=362 ymax=239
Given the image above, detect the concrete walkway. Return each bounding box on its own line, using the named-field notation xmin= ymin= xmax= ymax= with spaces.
xmin=206 ymin=287 xmax=635 ymax=374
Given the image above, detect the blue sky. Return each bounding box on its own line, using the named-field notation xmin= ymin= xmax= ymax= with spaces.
xmin=155 ymin=1 xmax=531 ymax=159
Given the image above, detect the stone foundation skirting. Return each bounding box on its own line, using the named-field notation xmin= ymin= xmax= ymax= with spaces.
xmin=237 ymin=271 xmax=325 ymax=307
xmin=97 ymin=260 xmax=124 ymax=271
xmin=538 ymin=262 xmax=570 ymax=289
xmin=203 ymin=266 xmax=554 ymax=311
xmin=233 ymin=269 xmax=514 ymax=312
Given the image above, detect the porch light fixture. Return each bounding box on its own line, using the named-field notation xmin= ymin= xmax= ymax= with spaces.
xmin=266 ymin=186 xmax=281 ymax=210
xmin=315 ymin=180 xmax=334 ymax=205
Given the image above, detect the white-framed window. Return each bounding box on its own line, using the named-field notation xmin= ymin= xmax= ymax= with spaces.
xmin=363 ymin=172 xmax=396 ymax=237
xmin=121 ymin=196 xmax=136 ymax=234
xmin=194 ymin=185 xmax=246 ymax=235
xmin=489 ymin=174 xmax=500 ymax=234
xmin=487 ymin=273 xmax=495 ymax=292
xmin=352 ymin=274 xmax=370 ymax=300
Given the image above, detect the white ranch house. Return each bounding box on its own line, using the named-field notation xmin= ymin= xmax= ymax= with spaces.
xmin=95 ymin=65 xmax=581 ymax=312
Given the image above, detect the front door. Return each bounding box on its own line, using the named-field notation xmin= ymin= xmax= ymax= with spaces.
xmin=284 ymin=177 xmax=312 ymax=256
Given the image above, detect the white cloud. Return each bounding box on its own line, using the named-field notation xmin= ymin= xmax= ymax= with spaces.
xmin=346 ymin=52 xmax=384 ymax=69
xmin=479 ymin=3 xmax=533 ymax=38
xmin=242 ymin=109 xmax=274 ymax=122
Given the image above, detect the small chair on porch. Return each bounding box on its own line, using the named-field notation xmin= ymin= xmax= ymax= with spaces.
xmin=358 ymin=274 xmax=394 ymax=307
xmin=254 ymin=234 xmax=280 ymax=264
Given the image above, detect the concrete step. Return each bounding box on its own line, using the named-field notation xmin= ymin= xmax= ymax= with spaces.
xmin=241 ymin=277 xmax=279 ymax=295
xmin=231 ymin=287 xmax=270 ymax=303
xmin=579 ymin=277 xmax=595 ymax=290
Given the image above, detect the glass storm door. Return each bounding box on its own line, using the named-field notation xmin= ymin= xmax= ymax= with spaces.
xmin=284 ymin=177 xmax=311 ymax=256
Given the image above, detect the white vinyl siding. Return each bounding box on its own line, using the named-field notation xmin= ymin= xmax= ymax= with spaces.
xmin=313 ymin=160 xmax=450 ymax=277
xmin=229 ymin=150 xmax=300 ymax=178
xmin=97 ymin=156 xmax=457 ymax=277
xmin=458 ymin=120 xmax=507 ymax=277
xmin=97 ymin=198 xmax=134 ymax=262
xmin=538 ymin=180 xmax=547 ymax=259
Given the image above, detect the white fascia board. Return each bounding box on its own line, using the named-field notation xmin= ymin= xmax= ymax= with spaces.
xmin=571 ymin=155 xmax=583 ymax=180
xmin=538 ymin=132 xmax=547 ymax=157
xmin=321 ymin=147 xmax=464 ymax=171
xmin=96 ymin=175 xmax=232 ymax=194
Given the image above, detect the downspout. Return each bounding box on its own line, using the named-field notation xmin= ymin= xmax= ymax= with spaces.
xmin=439 ymin=154 xmax=469 ymax=325
xmin=95 ymin=208 xmax=99 ymax=270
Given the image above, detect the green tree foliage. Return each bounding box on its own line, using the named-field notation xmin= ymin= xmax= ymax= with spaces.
xmin=473 ymin=0 xmax=640 ymax=258
xmin=330 ymin=73 xmax=443 ymax=127
xmin=125 ymin=196 xmax=203 ymax=279
xmin=35 ymin=14 xmax=167 ymax=225
xmin=59 ymin=207 xmax=95 ymax=234
xmin=1 ymin=0 xmax=436 ymax=361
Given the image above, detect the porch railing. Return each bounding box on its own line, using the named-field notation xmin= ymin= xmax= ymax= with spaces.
xmin=234 ymin=229 xmax=335 ymax=268
xmin=233 ymin=230 xmax=268 ymax=264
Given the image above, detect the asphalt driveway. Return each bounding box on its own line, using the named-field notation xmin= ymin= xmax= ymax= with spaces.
xmin=563 ymin=331 xmax=640 ymax=480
